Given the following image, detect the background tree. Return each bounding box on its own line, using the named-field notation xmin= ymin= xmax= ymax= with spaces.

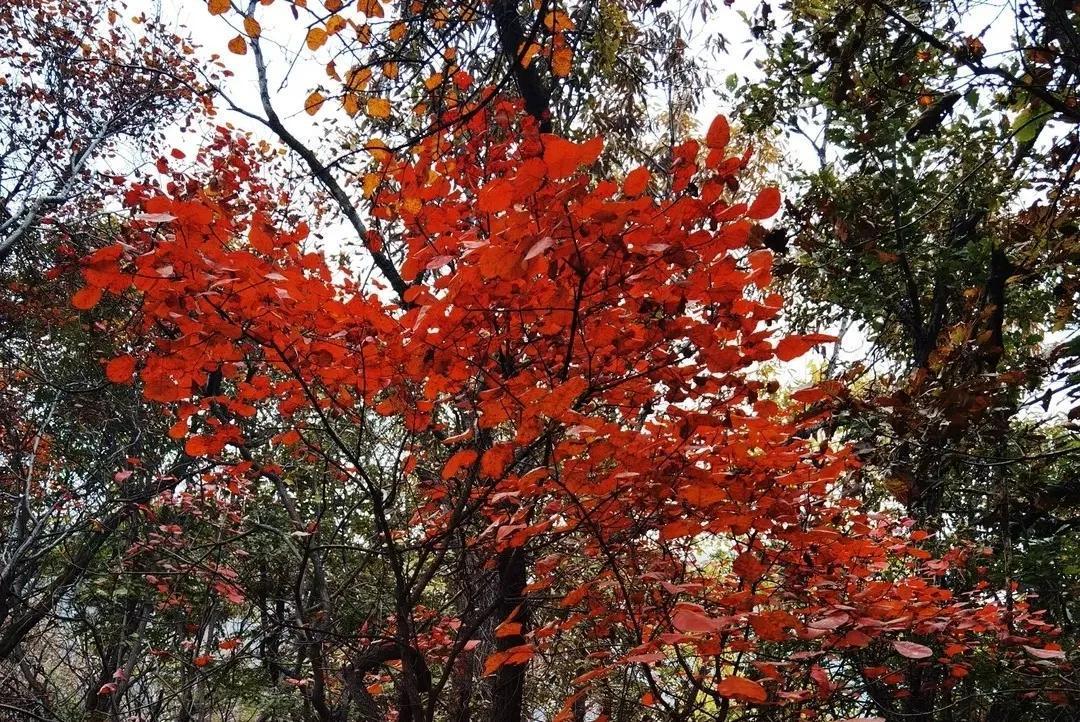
xmin=733 ymin=0 xmax=1080 ymax=717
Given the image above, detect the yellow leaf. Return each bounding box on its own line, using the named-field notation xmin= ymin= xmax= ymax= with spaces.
xmin=366 ymin=97 xmax=391 ymax=119
xmin=305 ymin=91 xmax=325 ymax=115
xmin=518 ymin=41 xmax=540 ymax=68
xmin=227 ymin=34 xmax=247 ymax=55
xmin=208 ymin=0 xmax=230 ymax=16
xmin=365 ymin=138 xmax=391 ymax=163
xmin=343 ymin=92 xmax=360 ymax=117
xmin=424 ymin=72 xmax=443 ymax=91
xmin=358 ymin=0 xmax=383 ymax=18
xmin=543 ymin=10 xmax=574 ymax=31
xmin=326 ymin=14 xmax=346 ymax=34
xmin=306 ymin=27 xmax=328 ymax=50
xmin=551 ymin=47 xmax=572 ymax=77
xmin=345 ymin=66 xmax=371 ymax=91
xmin=362 ymin=172 xmax=379 ymax=197
xmin=243 ymin=15 xmax=261 ymax=37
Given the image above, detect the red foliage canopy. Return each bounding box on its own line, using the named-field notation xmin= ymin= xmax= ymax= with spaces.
xmin=72 ymin=101 xmax=1058 ymax=716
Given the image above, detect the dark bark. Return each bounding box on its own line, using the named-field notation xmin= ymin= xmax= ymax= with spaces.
xmin=491 ymin=0 xmax=553 ymax=133
xmin=489 ymin=547 xmax=529 ymax=722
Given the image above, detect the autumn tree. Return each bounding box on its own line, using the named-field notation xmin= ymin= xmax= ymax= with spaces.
xmin=0 ymin=1 xmax=1072 ymax=721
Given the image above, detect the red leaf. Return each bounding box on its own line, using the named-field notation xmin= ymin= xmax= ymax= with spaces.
xmin=477 ymin=179 xmax=514 ymax=213
xmin=672 ymin=604 xmax=721 ymax=633
xmin=483 ymin=644 xmax=533 ymax=675
xmin=1023 ymin=645 xmax=1066 ymax=660
xmin=807 ymin=613 xmax=850 ymax=630
xmin=716 ymin=676 xmax=767 ymax=703
xmin=706 ymin=115 xmax=730 ymax=150
xmin=105 ymin=355 xmax=136 ymax=384
xmin=543 ymin=135 xmax=603 ymax=179
xmin=72 ymin=285 xmax=103 ymax=310
xmin=622 ymin=167 xmax=650 ymax=196
xmin=775 ymin=333 xmax=837 ymax=362
xmin=893 ymin=640 xmax=934 ymax=659
xmin=523 ymin=236 xmax=554 ymax=261
xmin=747 ymin=187 xmax=781 ymax=219
xmin=185 ymin=436 xmax=212 ymax=457
xmin=442 ymin=449 xmax=478 ymax=479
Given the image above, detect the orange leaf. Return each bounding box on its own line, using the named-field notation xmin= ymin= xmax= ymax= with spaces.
xmin=243 ymin=16 xmax=261 ymax=38
xmin=343 ymin=93 xmax=360 ymax=117
xmin=551 ymin=47 xmax=572 ymax=77
xmin=358 ymin=0 xmax=384 ymax=18
xmin=105 ymin=355 xmax=136 ymax=384
xmin=747 ymin=187 xmax=782 ymax=219
xmin=716 ymin=676 xmax=767 ymax=703
xmin=72 ymin=285 xmax=103 ymax=310
xmin=208 ymin=0 xmax=229 ymax=15
xmin=305 ymin=91 xmax=325 ymax=115
xmin=345 ymin=66 xmax=372 ymax=91
xmin=366 ymin=97 xmax=391 ymax=119
xmin=227 ymin=34 xmax=247 ymax=55
xmin=326 ymin=14 xmax=346 ymax=34
xmin=306 ymin=27 xmax=328 ymax=50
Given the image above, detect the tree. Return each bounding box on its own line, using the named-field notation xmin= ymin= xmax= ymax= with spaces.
xmin=0 ymin=0 xmax=199 ymax=266
xmin=732 ymin=0 xmax=1080 ymax=717
xmin=0 ymin=2 xmax=206 ymax=716
xmin=0 ymin=0 xmax=1071 ymax=720
xmin=66 ymin=101 xmax=1061 ymax=720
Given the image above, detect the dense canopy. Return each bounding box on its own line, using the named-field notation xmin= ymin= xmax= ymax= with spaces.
xmin=0 ymin=0 xmax=1075 ymax=720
